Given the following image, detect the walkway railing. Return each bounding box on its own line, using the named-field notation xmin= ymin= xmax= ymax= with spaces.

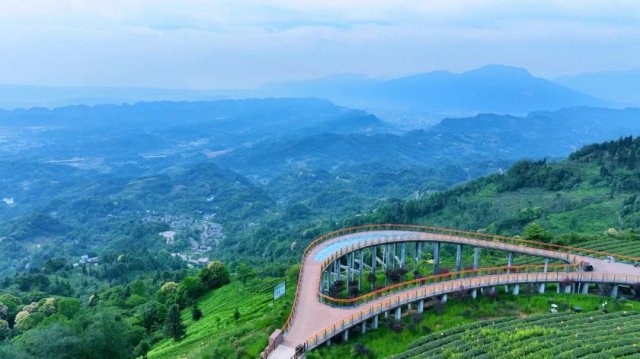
xmin=310 ymin=224 xmax=640 ymax=263
xmin=318 ymin=263 xmax=580 ymax=307
xmin=305 ymin=270 xmax=640 ymax=350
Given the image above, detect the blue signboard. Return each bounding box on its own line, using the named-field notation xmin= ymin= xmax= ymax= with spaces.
xmin=274 ymin=281 xmax=286 ymax=300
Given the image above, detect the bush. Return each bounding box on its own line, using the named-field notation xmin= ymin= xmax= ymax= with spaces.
xmin=191 ymin=304 xmax=203 ymax=321
xmin=389 ymin=320 xmax=404 ymax=333
xmin=432 ymin=300 xmax=446 ymax=315
xmin=352 ymin=343 xmax=373 ymax=358
xmin=461 ymin=309 xmax=473 ymax=318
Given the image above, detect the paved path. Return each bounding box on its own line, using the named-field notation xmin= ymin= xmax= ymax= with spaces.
xmin=268 ymin=229 xmax=640 ymax=358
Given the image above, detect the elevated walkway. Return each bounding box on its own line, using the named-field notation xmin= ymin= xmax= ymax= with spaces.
xmin=265 ymin=225 xmax=640 ymax=358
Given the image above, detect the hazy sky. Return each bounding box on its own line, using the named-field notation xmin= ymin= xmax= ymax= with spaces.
xmin=1 ymin=0 xmax=639 ymax=89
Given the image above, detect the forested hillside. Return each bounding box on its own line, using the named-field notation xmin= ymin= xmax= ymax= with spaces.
xmin=348 ymin=136 xmax=640 ymax=241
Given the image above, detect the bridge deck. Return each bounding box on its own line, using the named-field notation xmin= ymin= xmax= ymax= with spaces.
xmin=270 ymin=229 xmax=640 ymax=357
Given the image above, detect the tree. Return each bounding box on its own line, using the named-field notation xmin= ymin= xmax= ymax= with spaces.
xmin=0 ymin=303 xmax=7 ymax=320
xmin=0 ymin=319 xmax=10 ymax=341
xmin=15 ymin=323 xmax=83 ymax=359
xmin=367 ymin=273 xmax=377 ymax=288
xmin=236 ymin=263 xmax=256 ymax=286
xmin=0 ymin=294 xmax=22 ymax=325
xmin=139 ymin=301 xmax=168 ymax=332
xmin=286 ymin=264 xmax=300 ymax=284
xmin=83 ymin=310 xmax=132 ymax=359
xmin=523 ymin=222 xmax=553 ymax=242
xmin=191 ymin=303 xmax=203 ymax=321
xmin=198 ymin=261 xmax=230 ymax=290
xmin=135 ymin=338 xmax=151 ymax=359
xmin=131 ymin=280 xmax=147 ymax=297
xmin=164 ymin=305 xmax=185 ymax=341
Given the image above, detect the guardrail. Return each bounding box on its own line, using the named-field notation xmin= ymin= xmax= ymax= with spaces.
xmin=311 ymin=224 xmax=640 ymax=263
xmin=304 ymin=270 xmax=640 ymax=350
xmin=319 ymin=263 xmax=580 ymax=307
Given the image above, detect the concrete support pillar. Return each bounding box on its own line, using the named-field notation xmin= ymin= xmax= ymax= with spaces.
xmin=537 ymin=258 xmax=549 ymax=294
xmin=328 ymin=261 xmax=333 ymax=288
xmin=359 ymin=249 xmax=364 ymax=290
xmin=433 ymin=242 xmax=440 ymax=275
xmin=394 ymin=306 xmax=401 ymax=320
xmin=322 ymin=271 xmax=328 ymax=293
xmin=400 ymin=242 xmax=406 ymax=269
xmin=414 ymin=242 xmax=421 ymax=269
xmin=472 ymin=289 xmax=477 ymax=299
xmin=392 ymin=243 xmax=397 ymax=269
xmin=326 ymin=338 xmax=331 ymax=346
xmin=346 ymin=254 xmax=352 ymax=283
xmin=372 ymin=315 xmax=379 ymax=329
xmin=384 ymin=311 xmax=389 ymax=319
xmin=334 ymin=260 xmax=339 ymax=281
xmin=441 ymin=294 xmax=448 ymax=303
xmin=581 ymin=282 xmax=589 ymax=294
xmin=455 ymin=244 xmax=463 ymax=272
xmin=385 ymin=244 xmax=391 ymax=285
xmin=352 ymin=253 xmax=357 ymax=282
xmin=512 ymin=285 xmax=520 ymax=295
xmin=473 ymin=247 xmax=480 ymax=270
xmin=505 ymin=252 xmax=514 ymax=292
xmin=342 ymin=329 xmax=349 ymax=342
xmin=361 ymin=321 xmax=366 ymax=334
xmin=371 ymin=246 xmax=377 ymax=277
xmin=557 ymin=283 xmax=561 ymax=294
xmin=611 ymin=285 xmax=619 ymax=298
xmin=417 ymin=299 xmax=424 ymax=313
xmin=564 ymin=284 xmax=572 ymax=294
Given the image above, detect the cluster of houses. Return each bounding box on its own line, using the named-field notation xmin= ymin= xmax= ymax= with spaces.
xmin=72 ymin=255 xmax=99 ymax=267
xmin=169 ymin=253 xmax=210 ymax=268
xmin=148 ymin=214 xmax=225 ymax=268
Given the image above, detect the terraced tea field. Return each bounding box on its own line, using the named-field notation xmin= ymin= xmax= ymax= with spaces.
xmin=392 ymin=311 xmax=640 ymax=359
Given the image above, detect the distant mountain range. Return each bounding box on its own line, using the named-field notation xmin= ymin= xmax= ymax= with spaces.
xmin=261 ymin=65 xmax=610 ymax=117
xmin=0 ymin=84 xmax=242 ymax=110
xmin=557 ymin=68 xmax=640 ymax=106
xmin=1 ymin=65 xmax=631 ymax=121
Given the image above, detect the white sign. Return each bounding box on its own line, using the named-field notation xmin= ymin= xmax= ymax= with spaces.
xmin=274 ymin=281 xmax=286 ymax=300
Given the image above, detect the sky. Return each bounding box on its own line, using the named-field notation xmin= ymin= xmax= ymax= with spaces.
xmin=0 ymin=0 xmax=639 ymax=89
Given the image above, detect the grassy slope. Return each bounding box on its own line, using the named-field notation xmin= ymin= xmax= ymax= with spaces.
xmin=308 ymin=291 xmax=640 ymax=359
xmin=148 ymin=277 xmax=293 ymax=359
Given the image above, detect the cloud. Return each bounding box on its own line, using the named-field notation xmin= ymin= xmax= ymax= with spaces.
xmin=0 ymin=0 xmax=638 ymax=88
